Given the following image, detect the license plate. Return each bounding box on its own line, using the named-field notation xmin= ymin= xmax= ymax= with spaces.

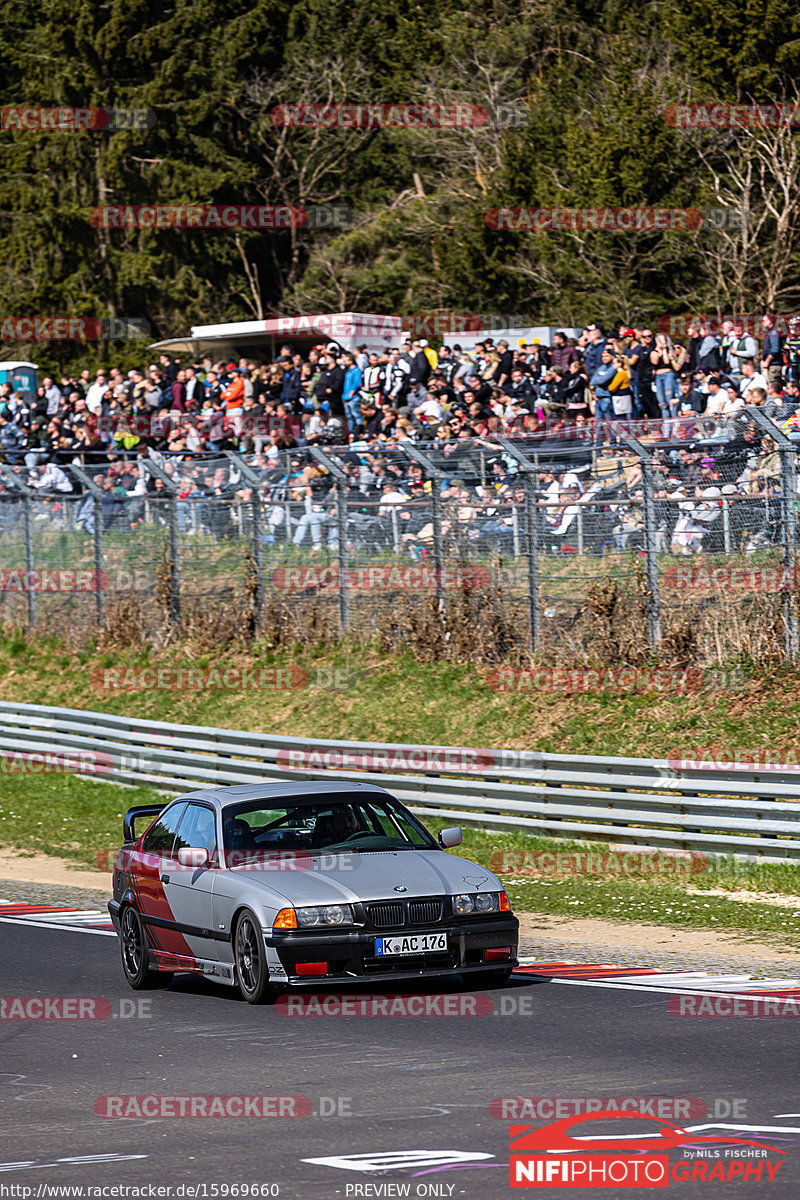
xmin=375 ymin=932 xmax=448 ymax=956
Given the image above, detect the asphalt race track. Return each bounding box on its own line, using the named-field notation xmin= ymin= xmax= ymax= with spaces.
xmin=2 ymin=921 xmax=800 ymax=1198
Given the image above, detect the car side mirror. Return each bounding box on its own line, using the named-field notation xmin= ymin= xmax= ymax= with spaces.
xmin=177 ymin=847 xmax=210 ymax=868
xmin=438 ymin=826 xmax=462 ymax=849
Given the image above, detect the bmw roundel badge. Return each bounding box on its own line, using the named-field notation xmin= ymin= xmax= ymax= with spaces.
xmin=394 ymin=885 xmax=408 ymax=892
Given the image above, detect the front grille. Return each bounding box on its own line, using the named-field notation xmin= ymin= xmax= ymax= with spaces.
xmin=408 ymin=900 xmax=442 ymax=924
xmin=367 ymin=902 xmax=405 ymax=929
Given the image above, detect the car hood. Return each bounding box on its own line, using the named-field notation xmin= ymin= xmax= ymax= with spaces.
xmin=227 ymin=850 xmax=501 ymax=906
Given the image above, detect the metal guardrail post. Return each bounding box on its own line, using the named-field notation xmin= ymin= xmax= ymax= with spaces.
xmin=401 ymin=443 xmax=444 ymax=606
xmin=70 ymin=465 xmax=106 ymax=629
xmin=224 ymin=452 xmax=264 ymax=631
xmin=308 ymin=445 xmax=350 ymax=632
xmin=0 ymin=465 xmax=35 ymax=626
xmin=498 ymin=438 xmax=540 ymax=651
xmin=744 ymin=407 xmax=798 ymax=660
xmin=619 ymin=431 xmax=660 ymax=647
xmin=140 ymin=458 xmax=181 ymax=625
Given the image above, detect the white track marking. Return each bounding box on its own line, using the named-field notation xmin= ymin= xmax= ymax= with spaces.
xmin=0 ymin=915 xmax=117 ymax=937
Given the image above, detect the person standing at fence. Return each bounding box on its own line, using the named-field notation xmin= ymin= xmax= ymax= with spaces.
xmin=761 ymin=315 xmax=784 ymax=384
xmin=315 ymin=345 xmax=345 ymax=418
xmin=221 ymin=365 xmax=245 ymax=434
xmin=590 ymin=347 xmax=617 ymax=445
xmin=629 ymin=329 xmax=656 ymax=418
xmin=650 ymin=332 xmax=676 ymax=420
xmin=608 ymin=355 xmax=633 ymax=428
xmin=342 ymin=352 xmax=363 ymax=433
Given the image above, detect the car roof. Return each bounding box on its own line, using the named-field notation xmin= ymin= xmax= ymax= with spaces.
xmin=171 ymin=781 xmax=396 ymax=809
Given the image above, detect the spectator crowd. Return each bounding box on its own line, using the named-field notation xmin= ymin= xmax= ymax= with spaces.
xmin=0 ymin=316 xmax=798 ymax=559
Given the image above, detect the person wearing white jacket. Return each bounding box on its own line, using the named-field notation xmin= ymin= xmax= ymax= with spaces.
xmin=29 ymin=461 xmax=73 ymax=493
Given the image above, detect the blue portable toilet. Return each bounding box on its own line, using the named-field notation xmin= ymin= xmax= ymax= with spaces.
xmin=0 ymin=361 xmax=37 ymax=402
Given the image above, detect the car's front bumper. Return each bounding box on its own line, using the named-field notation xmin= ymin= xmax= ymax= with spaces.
xmin=269 ymin=915 xmax=519 ymax=986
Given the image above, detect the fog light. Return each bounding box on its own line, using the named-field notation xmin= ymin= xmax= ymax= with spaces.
xmin=296 ymin=962 xmax=328 ymax=976
xmin=485 ymin=947 xmax=511 ymax=962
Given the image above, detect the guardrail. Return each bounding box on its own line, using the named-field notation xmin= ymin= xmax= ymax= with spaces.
xmin=1 ymin=702 xmax=799 ymax=862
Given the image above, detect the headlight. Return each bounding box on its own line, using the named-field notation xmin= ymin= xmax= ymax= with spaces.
xmin=452 ymin=892 xmax=501 ymax=915
xmin=296 ymin=904 xmax=354 ymax=928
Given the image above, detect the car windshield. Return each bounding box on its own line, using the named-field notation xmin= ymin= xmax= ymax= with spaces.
xmin=221 ymin=792 xmax=438 ymax=856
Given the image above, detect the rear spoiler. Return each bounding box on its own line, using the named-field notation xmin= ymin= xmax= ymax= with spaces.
xmin=123 ymin=805 xmax=166 ymax=844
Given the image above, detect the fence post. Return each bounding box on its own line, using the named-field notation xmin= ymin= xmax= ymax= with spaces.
xmin=308 ymin=445 xmax=351 ymax=632
xmin=618 ymin=431 xmax=660 ymax=647
xmin=401 ymin=443 xmax=444 ymax=606
xmin=744 ymin=407 xmax=798 ymax=660
xmin=141 ymin=458 xmax=181 ymax=626
xmin=0 ymin=465 xmax=35 ymax=626
xmin=224 ymin=451 xmax=264 ymax=632
xmin=781 ymin=444 xmax=798 ymax=660
xmin=70 ymin=465 xmax=106 ymax=630
xmin=22 ymin=496 xmax=35 ymax=627
xmin=336 ymin=481 xmax=349 ymax=630
xmin=498 ymin=438 xmax=540 ymax=651
xmin=523 ymin=472 xmax=541 ymax=650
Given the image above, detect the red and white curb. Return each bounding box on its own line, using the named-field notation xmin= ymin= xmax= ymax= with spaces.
xmin=0 ymin=900 xmax=116 ymax=935
xmin=516 ymin=958 xmax=800 ymax=999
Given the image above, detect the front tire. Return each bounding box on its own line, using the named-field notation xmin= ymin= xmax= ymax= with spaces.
xmin=234 ymin=910 xmax=275 ymax=1004
xmin=120 ymin=905 xmax=170 ymax=989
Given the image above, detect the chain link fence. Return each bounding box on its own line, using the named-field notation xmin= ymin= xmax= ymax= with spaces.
xmin=1 ymin=406 xmax=797 ymax=663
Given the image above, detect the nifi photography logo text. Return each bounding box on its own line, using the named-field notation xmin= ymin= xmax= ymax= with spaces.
xmin=508 ymin=1111 xmax=784 ymax=1188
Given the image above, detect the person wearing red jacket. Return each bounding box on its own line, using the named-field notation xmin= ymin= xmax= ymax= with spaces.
xmin=221 ymin=365 xmax=245 ymax=433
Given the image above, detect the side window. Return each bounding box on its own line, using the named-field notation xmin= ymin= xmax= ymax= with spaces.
xmin=174 ymin=804 xmax=217 ymax=856
xmin=141 ymin=803 xmax=188 ymax=854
